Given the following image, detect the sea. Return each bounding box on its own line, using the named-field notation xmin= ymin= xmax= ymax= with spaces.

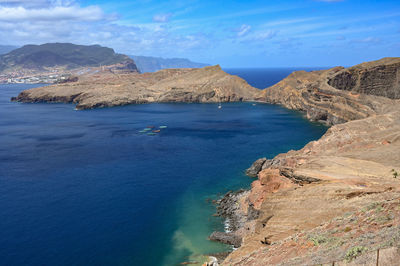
xmin=0 ymin=68 xmax=327 ymax=266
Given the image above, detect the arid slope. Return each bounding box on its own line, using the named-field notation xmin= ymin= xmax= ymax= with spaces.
xmin=257 ymin=57 xmax=400 ymax=125
xmin=219 ymin=58 xmax=400 ymax=265
xmin=12 ymin=65 xmax=260 ymax=109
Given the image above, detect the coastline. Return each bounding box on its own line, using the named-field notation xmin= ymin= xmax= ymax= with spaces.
xmin=209 ymin=58 xmax=400 ymax=265
xmin=6 ymin=58 xmax=400 ymax=265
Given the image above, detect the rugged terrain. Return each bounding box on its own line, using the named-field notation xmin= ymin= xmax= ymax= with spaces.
xmin=257 ymin=57 xmax=400 ymax=125
xmin=210 ymin=57 xmax=400 ymax=265
xmin=11 ymin=65 xmax=260 ymax=109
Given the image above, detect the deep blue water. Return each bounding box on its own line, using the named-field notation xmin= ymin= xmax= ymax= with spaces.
xmin=0 ymin=69 xmax=327 ymax=266
xmin=225 ymin=67 xmax=329 ymax=89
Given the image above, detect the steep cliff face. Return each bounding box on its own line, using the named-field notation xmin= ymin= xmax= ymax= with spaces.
xmin=328 ymin=58 xmax=400 ymax=99
xmin=12 ymin=65 xmax=260 ymax=109
xmin=257 ymin=57 xmax=400 ymax=125
xmin=219 ymin=58 xmax=400 ymax=265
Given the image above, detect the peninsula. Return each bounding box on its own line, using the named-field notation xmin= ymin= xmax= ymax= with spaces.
xmin=11 ymin=65 xmax=260 ymax=109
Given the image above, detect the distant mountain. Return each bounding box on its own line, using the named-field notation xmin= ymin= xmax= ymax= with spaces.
xmin=0 ymin=43 xmax=138 ymax=74
xmin=130 ymin=55 xmax=209 ymax=73
xmin=0 ymin=45 xmax=18 ymax=55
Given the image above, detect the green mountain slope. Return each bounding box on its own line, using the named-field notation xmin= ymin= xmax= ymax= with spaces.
xmin=0 ymin=43 xmax=138 ymax=73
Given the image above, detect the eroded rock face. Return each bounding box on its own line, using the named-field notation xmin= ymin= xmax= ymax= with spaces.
xmin=257 ymin=58 xmax=400 ymax=125
xmin=328 ymin=58 xmax=400 ymax=99
xmin=11 ymin=65 xmax=260 ymax=109
xmin=245 ymin=158 xmax=267 ymax=177
xmin=209 ymin=232 xmax=242 ymax=248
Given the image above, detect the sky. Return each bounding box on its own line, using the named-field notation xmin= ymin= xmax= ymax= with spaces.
xmin=0 ymin=0 xmax=399 ymax=67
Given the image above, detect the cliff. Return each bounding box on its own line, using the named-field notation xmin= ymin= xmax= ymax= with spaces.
xmin=130 ymin=55 xmax=209 ymax=73
xmin=213 ymin=58 xmax=400 ymax=265
xmin=11 ymin=65 xmax=260 ymax=109
xmin=257 ymin=57 xmax=400 ymax=125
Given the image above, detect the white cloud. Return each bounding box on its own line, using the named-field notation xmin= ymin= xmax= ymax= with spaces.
xmin=153 ymin=13 xmax=172 ymax=23
xmin=253 ymin=30 xmax=277 ymax=40
xmin=238 ymin=29 xmax=277 ymax=42
xmin=0 ymin=0 xmax=75 ymax=8
xmin=0 ymin=5 xmax=104 ymax=21
xmin=351 ymin=37 xmax=381 ymax=44
xmin=237 ymin=24 xmax=251 ymax=37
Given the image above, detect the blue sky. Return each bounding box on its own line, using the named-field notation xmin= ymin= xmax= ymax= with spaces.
xmin=0 ymin=0 xmax=399 ymax=67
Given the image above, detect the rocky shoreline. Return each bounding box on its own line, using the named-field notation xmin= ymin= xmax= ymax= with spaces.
xmin=209 ymin=190 xmax=253 ymax=248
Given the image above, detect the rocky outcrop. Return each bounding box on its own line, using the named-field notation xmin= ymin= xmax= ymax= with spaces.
xmin=209 ymin=232 xmax=242 ymax=248
xmin=220 ymin=58 xmax=400 ymax=265
xmin=11 ymin=65 xmax=260 ymax=109
xmin=214 ymin=190 xmax=250 ymax=232
xmin=328 ymin=57 xmax=400 ymax=99
xmin=245 ymin=158 xmax=267 ymax=177
xmin=257 ymin=57 xmax=400 ymax=125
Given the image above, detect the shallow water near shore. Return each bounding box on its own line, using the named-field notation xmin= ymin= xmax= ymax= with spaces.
xmin=0 ymin=69 xmax=327 ymax=266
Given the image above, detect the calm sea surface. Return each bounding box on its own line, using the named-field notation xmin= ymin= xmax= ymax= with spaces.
xmin=0 ymin=69 xmax=327 ymax=265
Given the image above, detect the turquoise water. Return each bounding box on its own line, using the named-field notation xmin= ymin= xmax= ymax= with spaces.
xmin=0 ymin=70 xmax=327 ymax=265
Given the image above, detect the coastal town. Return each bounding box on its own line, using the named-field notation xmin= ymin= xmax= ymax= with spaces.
xmin=0 ymin=73 xmax=73 ymax=84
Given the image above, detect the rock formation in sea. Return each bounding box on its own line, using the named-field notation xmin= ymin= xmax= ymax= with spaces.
xmin=211 ymin=57 xmax=400 ymax=265
xmin=11 ymin=65 xmax=260 ymax=109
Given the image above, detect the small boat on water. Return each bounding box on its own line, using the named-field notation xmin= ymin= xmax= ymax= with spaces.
xmin=218 ymin=103 xmax=222 ymax=109
xmin=159 ymin=126 xmax=167 ymax=129
xmin=143 ymin=128 xmax=151 ymax=131
xmin=152 ymin=130 xmax=161 ymax=133
xmin=138 ymin=130 xmax=147 ymax=133
xmin=147 ymin=126 xmax=155 ymax=128
xmin=147 ymin=132 xmax=157 ymax=136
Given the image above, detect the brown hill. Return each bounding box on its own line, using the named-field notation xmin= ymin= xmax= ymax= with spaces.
xmin=257 ymin=57 xmax=400 ymax=125
xmin=12 ymin=65 xmax=260 ymax=109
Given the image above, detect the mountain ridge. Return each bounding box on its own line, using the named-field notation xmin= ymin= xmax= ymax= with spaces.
xmin=0 ymin=43 xmax=138 ymax=75
xmin=130 ymin=55 xmax=209 ymax=73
